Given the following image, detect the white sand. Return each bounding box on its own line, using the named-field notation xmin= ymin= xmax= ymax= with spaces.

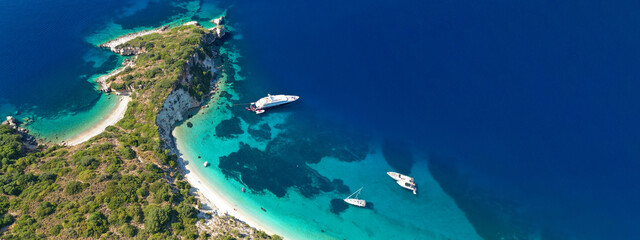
xmin=65 ymin=95 xmax=130 ymax=146
xmin=181 ymin=153 xmax=283 ymax=237
xmin=100 ymin=27 xmax=166 ymax=50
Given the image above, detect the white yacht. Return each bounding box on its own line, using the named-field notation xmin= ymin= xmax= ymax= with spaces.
xmin=203 ymin=161 xmax=209 ymax=167
xmin=344 ymin=187 xmax=366 ymax=207
xmin=387 ymin=172 xmax=414 ymax=183
xmin=396 ymin=180 xmax=417 ymax=195
xmin=250 ymin=94 xmax=299 ymax=114
xmin=387 ymin=172 xmax=417 ymax=194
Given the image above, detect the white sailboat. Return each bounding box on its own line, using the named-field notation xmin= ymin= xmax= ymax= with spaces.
xmin=249 ymin=94 xmax=299 ymax=114
xmin=344 ymin=187 xmax=366 ymax=207
xmin=203 ymin=161 xmax=209 ymax=167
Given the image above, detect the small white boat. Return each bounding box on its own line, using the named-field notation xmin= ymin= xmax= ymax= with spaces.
xmin=344 ymin=187 xmax=366 ymax=207
xmin=203 ymin=161 xmax=209 ymax=167
xmin=249 ymin=94 xmax=299 ymax=114
xmin=396 ymin=180 xmax=417 ymax=195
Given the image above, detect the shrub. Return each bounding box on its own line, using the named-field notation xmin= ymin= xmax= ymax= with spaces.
xmin=120 ymin=223 xmax=137 ymax=237
xmin=78 ymin=170 xmax=95 ymax=182
xmin=86 ymin=212 xmax=108 ymax=237
xmin=255 ymin=230 xmax=268 ymax=238
xmin=119 ymin=146 xmax=136 ymax=159
xmin=78 ymin=156 xmax=99 ymax=169
xmin=49 ymin=224 xmax=63 ymax=236
xmin=0 ymin=196 xmax=9 ymax=215
xmin=110 ymin=82 xmax=127 ymax=91
xmin=126 ymin=204 xmax=143 ymax=223
xmin=65 ymin=181 xmax=85 ymax=195
xmin=38 ymin=172 xmax=57 ymax=183
xmin=12 ymin=215 xmax=38 ymax=238
xmin=0 ymin=214 xmax=14 ymax=228
xmin=35 ymin=201 xmax=56 ymax=217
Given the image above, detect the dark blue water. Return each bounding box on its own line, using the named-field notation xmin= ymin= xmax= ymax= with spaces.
xmin=1 ymin=0 xmax=639 ymax=238
xmin=226 ymin=0 xmax=640 ymax=239
xmin=0 ymin=0 xmax=193 ymax=116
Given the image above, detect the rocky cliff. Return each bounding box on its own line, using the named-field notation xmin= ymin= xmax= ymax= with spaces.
xmin=156 ymin=88 xmax=200 ymax=152
xmin=156 ymin=21 xmax=225 ymax=151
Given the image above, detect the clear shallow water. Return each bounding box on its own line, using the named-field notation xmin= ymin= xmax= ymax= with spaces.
xmin=173 ymin=52 xmax=481 ymax=239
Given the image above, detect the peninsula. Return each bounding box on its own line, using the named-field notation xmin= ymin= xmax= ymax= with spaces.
xmin=0 ymin=17 xmax=281 ymax=240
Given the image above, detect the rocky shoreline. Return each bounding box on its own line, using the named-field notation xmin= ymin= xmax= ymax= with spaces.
xmin=152 ymin=17 xmax=272 ymax=237
xmin=1 ymin=116 xmax=38 ymax=150
xmin=96 ymin=58 xmax=135 ymax=93
xmin=157 ymin=19 xmax=227 ymax=152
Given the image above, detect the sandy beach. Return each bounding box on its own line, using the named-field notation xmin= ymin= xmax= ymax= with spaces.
xmin=99 ymin=26 xmax=167 ymax=51
xmin=180 ymin=152 xmax=284 ymax=237
xmin=64 ymin=95 xmax=130 ymax=146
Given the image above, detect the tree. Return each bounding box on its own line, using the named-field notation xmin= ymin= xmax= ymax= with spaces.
xmin=144 ymin=205 xmax=169 ymax=233
xmin=119 ymin=146 xmax=136 ymax=159
xmin=176 ymin=202 xmax=196 ymax=222
xmin=86 ymin=212 xmax=108 ymax=237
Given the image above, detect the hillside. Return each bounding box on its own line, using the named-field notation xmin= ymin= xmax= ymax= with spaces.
xmin=0 ymin=21 xmax=280 ymax=240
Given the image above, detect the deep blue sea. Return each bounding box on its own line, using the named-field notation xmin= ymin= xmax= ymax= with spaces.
xmin=2 ymin=0 xmax=640 ymax=239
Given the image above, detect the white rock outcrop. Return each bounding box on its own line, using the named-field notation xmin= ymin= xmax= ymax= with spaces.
xmin=156 ymin=88 xmax=200 ymax=152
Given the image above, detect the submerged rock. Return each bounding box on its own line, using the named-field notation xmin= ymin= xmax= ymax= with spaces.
xmin=187 ymin=122 xmax=193 ymax=128
xmin=330 ymin=199 xmax=348 ymax=215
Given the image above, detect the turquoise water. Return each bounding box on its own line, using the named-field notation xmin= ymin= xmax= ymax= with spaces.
xmin=3 ymin=0 xmax=639 ymax=239
xmin=173 ymin=44 xmax=482 ymax=239
xmin=25 ymin=94 xmax=120 ymax=143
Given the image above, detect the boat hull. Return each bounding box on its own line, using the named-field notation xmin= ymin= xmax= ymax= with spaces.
xmin=387 ymin=172 xmax=414 ymax=182
xmin=396 ymin=180 xmax=417 ymax=194
xmin=344 ymin=198 xmax=366 ymax=207
xmin=252 ymin=94 xmax=299 ymax=110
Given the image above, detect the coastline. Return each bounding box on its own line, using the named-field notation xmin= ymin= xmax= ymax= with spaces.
xmin=95 ymin=59 xmax=134 ymax=92
xmin=58 ymin=26 xmax=143 ymax=146
xmin=148 ymin=16 xmax=283 ymax=238
xmin=178 ymin=150 xmax=283 ymax=237
xmin=64 ymin=94 xmax=130 ymax=146
xmin=98 ymin=26 xmax=168 ymax=51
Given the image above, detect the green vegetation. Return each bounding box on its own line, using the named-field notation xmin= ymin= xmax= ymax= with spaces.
xmin=0 ymin=125 xmax=23 ymax=163
xmin=0 ymin=23 xmax=266 ymax=239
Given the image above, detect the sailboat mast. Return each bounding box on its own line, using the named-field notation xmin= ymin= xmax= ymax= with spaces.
xmin=347 ymin=187 xmax=363 ymax=199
